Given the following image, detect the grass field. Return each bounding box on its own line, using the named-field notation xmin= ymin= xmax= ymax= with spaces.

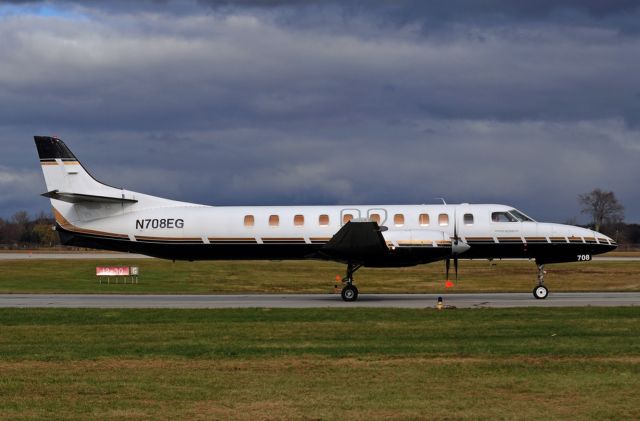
xmin=1 ymin=258 xmax=639 ymax=294
xmin=1 ymin=307 xmax=639 ymax=420
xmin=2 ymin=258 xmax=639 ymax=419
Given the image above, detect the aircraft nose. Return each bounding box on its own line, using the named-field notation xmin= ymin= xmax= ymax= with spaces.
xmin=592 ymin=229 xmax=618 ymax=253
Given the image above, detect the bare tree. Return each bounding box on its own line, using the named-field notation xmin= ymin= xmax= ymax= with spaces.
xmin=578 ymin=188 xmax=624 ymax=231
xmin=6 ymin=211 xmax=30 ymax=244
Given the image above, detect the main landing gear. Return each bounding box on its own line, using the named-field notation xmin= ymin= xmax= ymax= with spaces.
xmin=533 ymin=263 xmax=549 ymax=299
xmin=340 ymin=262 xmax=362 ymax=302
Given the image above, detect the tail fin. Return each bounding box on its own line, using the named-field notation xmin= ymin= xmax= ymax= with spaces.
xmin=34 ymin=136 xmax=136 ymax=204
xmin=35 ymin=136 xmax=188 ymax=232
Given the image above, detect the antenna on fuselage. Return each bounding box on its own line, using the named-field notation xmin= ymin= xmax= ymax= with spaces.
xmin=435 ymin=197 xmax=447 ymax=205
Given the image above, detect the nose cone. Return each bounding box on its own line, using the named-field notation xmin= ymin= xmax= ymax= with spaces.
xmin=573 ymin=225 xmax=618 ymax=255
xmin=549 ymin=223 xmax=618 ymax=255
xmin=592 ymin=229 xmax=618 ymax=254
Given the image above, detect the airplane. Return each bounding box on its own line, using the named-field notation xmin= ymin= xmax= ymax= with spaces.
xmin=34 ymin=136 xmax=617 ymax=301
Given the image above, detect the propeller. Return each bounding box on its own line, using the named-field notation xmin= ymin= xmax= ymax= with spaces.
xmin=445 ymin=209 xmax=470 ymax=287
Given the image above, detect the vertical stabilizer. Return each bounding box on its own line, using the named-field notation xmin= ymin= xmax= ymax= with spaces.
xmin=34 ymin=136 xmax=193 ymax=232
xmin=34 ymin=136 xmax=142 ymax=226
xmin=34 ymin=136 xmax=124 ymax=197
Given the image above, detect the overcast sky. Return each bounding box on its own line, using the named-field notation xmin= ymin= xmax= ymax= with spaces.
xmin=0 ymin=0 xmax=639 ymax=223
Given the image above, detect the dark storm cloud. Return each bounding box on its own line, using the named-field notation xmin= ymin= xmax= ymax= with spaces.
xmin=0 ymin=0 xmax=639 ymax=222
xmin=5 ymin=0 xmax=640 ymax=27
xmin=197 ymin=0 xmax=640 ymax=24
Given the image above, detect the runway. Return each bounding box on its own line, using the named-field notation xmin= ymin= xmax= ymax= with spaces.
xmin=0 ymin=292 xmax=638 ymax=309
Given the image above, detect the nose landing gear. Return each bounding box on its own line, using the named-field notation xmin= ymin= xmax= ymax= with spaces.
xmin=533 ymin=263 xmax=549 ymax=299
xmin=340 ymin=262 xmax=362 ymax=302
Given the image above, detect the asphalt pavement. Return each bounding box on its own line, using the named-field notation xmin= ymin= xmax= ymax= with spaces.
xmin=0 ymin=292 xmax=638 ymax=308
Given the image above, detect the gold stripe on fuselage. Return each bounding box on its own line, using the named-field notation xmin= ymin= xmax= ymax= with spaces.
xmin=136 ymin=236 xmax=202 ymax=242
xmin=52 ymin=207 xmax=128 ymax=239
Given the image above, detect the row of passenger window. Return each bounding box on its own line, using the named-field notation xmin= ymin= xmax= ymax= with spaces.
xmin=243 ymin=213 xmax=477 ymax=227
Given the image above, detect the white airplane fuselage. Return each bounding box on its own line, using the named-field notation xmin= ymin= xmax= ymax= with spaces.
xmin=53 ymin=199 xmax=613 ymax=265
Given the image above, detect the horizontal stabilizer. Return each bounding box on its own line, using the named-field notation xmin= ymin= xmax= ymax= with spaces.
xmin=42 ymin=190 xmax=138 ymax=204
xmin=319 ymin=221 xmax=388 ymax=263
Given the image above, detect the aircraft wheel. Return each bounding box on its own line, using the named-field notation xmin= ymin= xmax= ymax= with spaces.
xmin=341 ymin=285 xmax=359 ymax=302
xmin=533 ymin=285 xmax=548 ymax=299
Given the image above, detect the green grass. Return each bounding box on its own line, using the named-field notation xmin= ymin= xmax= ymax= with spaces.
xmin=1 ymin=258 xmax=639 ymax=294
xmin=1 ymin=308 xmax=639 ymax=419
xmin=1 ymin=258 xmax=638 ymax=418
xmin=1 ymin=307 xmax=639 ymax=359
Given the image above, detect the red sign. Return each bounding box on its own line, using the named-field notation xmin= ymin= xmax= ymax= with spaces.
xmin=96 ymin=266 xmax=130 ymax=276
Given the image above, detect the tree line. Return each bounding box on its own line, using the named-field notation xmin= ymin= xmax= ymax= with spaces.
xmin=0 ymin=211 xmax=59 ymax=248
xmin=1 ymin=189 xmax=638 ymax=249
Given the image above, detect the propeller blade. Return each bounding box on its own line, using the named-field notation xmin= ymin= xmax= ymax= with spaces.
xmin=445 ymin=258 xmax=450 ymax=281
xmin=453 ymin=209 xmax=458 ymax=242
xmin=454 ymin=256 xmax=459 ymax=281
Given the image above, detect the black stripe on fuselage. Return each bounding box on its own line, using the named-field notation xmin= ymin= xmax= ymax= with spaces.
xmin=208 ymin=240 xmax=258 ymax=244
xmin=524 ymin=238 xmax=549 ymax=244
xmin=55 ymin=225 xmax=449 ymax=265
xmin=495 ymin=238 xmax=523 ymax=244
xmin=549 ymin=238 xmax=568 ymax=244
xmin=55 ymin=225 xmax=616 ymax=265
xmin=136 ymin=239 xmax=203 ymax=244
xmin=262 ymin=239 xmax=306 ymax=244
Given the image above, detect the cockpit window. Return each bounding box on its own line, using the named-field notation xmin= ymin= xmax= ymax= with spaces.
xmin=491 ymin=212 xmax=518 ymax=223
xmin=509 ymin=209 xmax=535 ymax=222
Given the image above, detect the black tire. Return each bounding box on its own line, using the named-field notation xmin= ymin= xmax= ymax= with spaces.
xmin=341 ymin=285 xmax=359 ymax=302
xmin=533 ymin=285 xmax=548 ymax=299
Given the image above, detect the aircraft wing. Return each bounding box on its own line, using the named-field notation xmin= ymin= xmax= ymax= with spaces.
xmin=317 ymin=221 xmax=389 ymax=263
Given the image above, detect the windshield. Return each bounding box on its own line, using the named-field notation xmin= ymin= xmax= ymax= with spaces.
xmin=509 ymin=209 xmax=535 ymax=222
xmin=491 ymin=211 xmax=518 ymax=222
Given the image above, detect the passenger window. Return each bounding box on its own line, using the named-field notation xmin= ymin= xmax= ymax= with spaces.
xmin=319 ymin=214 xmax=329 ymax=226
xmin=370 ymin=213 xmax=381 ymax=224
xmin=269 ymin=215 xmax=279 ymax=226
xmin=419 ymin=213 xmax=430 ymax=226
xmin=342 ymin=213 xmax=353 ymax=224
xmin=438 ymin=213 xmax=449 ymax=226
xmin=463 ymin=213 xmax=474 ymax=225
xmin=394 ymin=214 xmax=404 ymax=226
xmin=244 ymin=215 xmax=254 ymax=227
xmin=491 ymin=212 xmax=518 ymax=223
xmin=294 ymin=214 xmax=304 ymax=226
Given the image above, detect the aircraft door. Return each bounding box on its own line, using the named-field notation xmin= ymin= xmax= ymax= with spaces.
xmin=340 ymin=208 xmax=361 ymax=226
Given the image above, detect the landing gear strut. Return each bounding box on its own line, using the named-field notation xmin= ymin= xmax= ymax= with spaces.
xmin=340 ymin=262 xmax=362 ymax=302
xmin=533 ymin=263 xmax=549 ymax=299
